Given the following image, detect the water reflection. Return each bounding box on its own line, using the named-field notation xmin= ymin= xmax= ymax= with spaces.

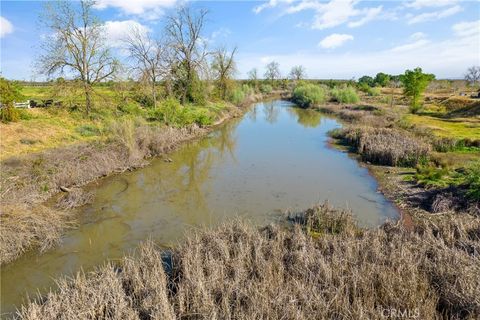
xmin=287 ymin=107 xmax=323 ymax=128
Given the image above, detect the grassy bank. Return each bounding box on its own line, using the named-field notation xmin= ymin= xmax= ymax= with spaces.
xmin=16 ymin=204 xmax=480 ymax=319
xmin=0 ymin=86 xmax=283 ymax=265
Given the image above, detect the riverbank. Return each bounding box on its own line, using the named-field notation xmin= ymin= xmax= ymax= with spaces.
xmin=0 ymin=92 xmax=286 ymax=265
xmin=315 ymin=101 xmax=479 ymax=220
xmin=16 ymin=204 xmax=480 ymax=319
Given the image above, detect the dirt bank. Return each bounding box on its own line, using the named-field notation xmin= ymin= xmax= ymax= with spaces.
xmin=0 ymin=92 xmax=285 ymax=265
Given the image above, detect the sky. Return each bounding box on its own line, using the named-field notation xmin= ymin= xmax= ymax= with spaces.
xmin=0 ymin=0 xmax=479 ymax=80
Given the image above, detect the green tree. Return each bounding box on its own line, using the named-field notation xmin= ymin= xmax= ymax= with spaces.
xmin=358 ymin=75 xmax=374 ymax=87
xmin=374 ymin=72 xmax=390 ymax=87
xmin=400 ymin=67 xmax=435 ymax=113
xmin=0 ymin=77 xmax=23 ymax=122
xmin=165 ymin=6 xmax=208 ymax=104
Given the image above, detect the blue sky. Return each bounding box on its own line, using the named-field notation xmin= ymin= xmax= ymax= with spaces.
xmin=1 ymin=0 xmax=479 ymax=80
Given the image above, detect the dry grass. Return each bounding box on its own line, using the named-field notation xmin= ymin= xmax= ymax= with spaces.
xmin=55 ymin=188 xmax=95 ymax=210
xmin=0 ymin=123 xmax=204 ymax=265
xmin=16 ymin=205 xmax=480 ymax=320
xmin=0 ymin=204 xmax=75 ymax=265
xmin=335 ymin=126 xmax=431 ymax=167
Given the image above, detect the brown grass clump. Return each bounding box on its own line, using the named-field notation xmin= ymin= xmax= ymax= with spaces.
xmin=55 ymin=188 xmax=94 ymax=210
xmin=336 ymin=126 xmax=431 ymax=167
xmin=16 ymin=205 xmax=480 ymax=320
xmin=0 ymin=205 xmax=75 ymax=265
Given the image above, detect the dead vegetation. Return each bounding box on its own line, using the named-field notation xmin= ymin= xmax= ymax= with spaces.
xmin=332 ymin=126 xmax=431 ymax=167
xmin=16 ymin=204 xmax=480 ymax=319
xmin=0 ymin=204 xmax=75 ymax=265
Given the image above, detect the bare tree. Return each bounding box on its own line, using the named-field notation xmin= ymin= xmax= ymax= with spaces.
xmin=37 ymin=0 xmax=119 ymax=114
xmin=124 ymin=26 xmax=169 ymax=108
xmin=165 ymin=6 xmax=209 ymax=104
xmin=211 ymin=46 xmax=237 ymax=100
xmin=264 ymin=61 xmax=281 ymax=84
xmin=465 ymin=66 xmax=480 ymax=86
xmin=248 ymin=68 xmax=259 ymax=89
xmin=289 ymin=65 xmax=306 ymax=81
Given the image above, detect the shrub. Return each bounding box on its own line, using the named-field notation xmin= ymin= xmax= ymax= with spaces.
xmin=330 ymin=86 xmax=360 ymax=104
xmin=149 ymin=98 xmax=213 ymax=127
xmin=292 ymin=84 xmax=327 ymax=107
xmin=229 ymin=87 xmax=245 ymax=105
xmin=0 ymin=77 xmax=23 ymax=123
xmin=259 ymin=84 xmax=273 ymax=94
xmin=0 ymin=105 xmax=19 ymax=123
xmin=464 ymin=163 xmax=480 ymax=201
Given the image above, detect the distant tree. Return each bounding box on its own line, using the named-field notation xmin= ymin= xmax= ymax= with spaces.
xmin=289 ymin=65 xmax=306 ymax=81
xmin=374 ymin=72 xmax=390 ymax=87
xmin=358 ymin=75 xmax=374 ymax=87
xmin=400 ymin=67 xmax=435 ymax=113
xmin=247 ymin=68 xmax=259 ymax=89
xmin=465 ymin=66 xmax=480 ymax=86
xmin=0 ymin=77 xmax=23 ymax=122
xmin=387 ymin=78 xmax=401 ymax=108
xmin=125 ymin=25 xmax=169 ymax=108
xmin=165 ymin=6 xmax=209 ymax=104
xmin=211 ymin=47 xmax=237 ymax=100
xmin=37 ymin=0 xmax=119 ymax=114
xmin=264 ymin=61 xmax=281 ymax=85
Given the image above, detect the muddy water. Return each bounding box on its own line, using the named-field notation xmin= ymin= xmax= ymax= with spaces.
xmin=1 ymin=100 xmax=398 ymax=315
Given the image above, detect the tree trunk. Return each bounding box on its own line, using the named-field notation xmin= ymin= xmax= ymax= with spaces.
xmin=152 ymin=82 xmax=157 ymax=109
xmin=84 ymin=82 xmax=92 ymax=114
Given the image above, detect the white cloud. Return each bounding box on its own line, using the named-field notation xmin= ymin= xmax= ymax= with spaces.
xmin=238 ymin=22 xmax=479 ymax=79
xmin=253 ymin=0 xmax=296 ymax=14
xmin=255 ymin=0 xmax=383 ymax=29
xmin=453 ymin=20 xmax=480 ymax=38
xmin=319 ymin=33 xmax=354 ymax=49
xmin=94 ymin=0 xmax=178 ymax=20
xmin=407 ymin=5 xmax=462 ymax=24
xmin=390 ymin=39 xmax=430 ymax=52
xmin=348 ymin=6 xmax=383 ymax=28
xmin=0 ymin=16 xmax=13 ymax=38
xmin=406 ymin=0 xmax=459 ymax=9
xmin=103 ymin=20 xmax=150 ymax=48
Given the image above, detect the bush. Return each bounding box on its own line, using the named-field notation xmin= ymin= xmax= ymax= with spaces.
xmin=0 ymin=105 xmax=19 ymax=123
xmin=149 ymin=98 xmax=213 ymax=127
xmin=330 ymin=86 xmax=360 ymax=104
xmin=229 ymin=87 xmax=246 ymax=105
xmin=292 ymin=84 xmax=327 ymax=107
xmin=259 ymin=84 xmax=273 ymax=94
xmin=464 ymin=163 xmax=480 ymax=201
